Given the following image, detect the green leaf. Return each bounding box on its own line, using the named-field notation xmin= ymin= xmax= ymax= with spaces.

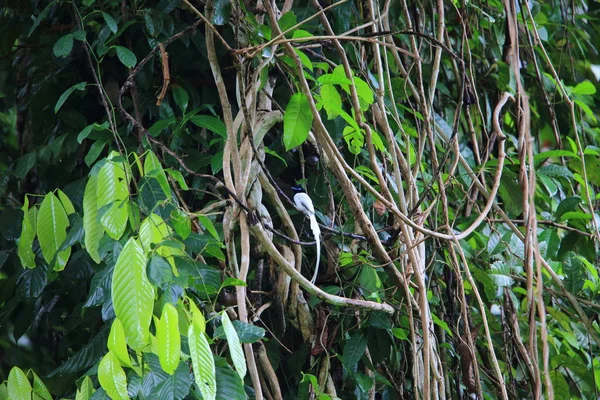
xmin=140 ymin=214 xmax=184 ymax=270
xmin=18 ymin=196 xmax=37 ymax=269
xmin=53 ymin=34 xmax=73 ymax=58
xmin=97 ymin=152 xmax=129 ymax=240
xmin=572 ymin=80 xmax=596 ymax=95
xmin=76 ymin=376 xmax=95 ymax=400
xmin=343 ymin=333 xmax=367 ymax=372
xmin=101 ymin=12 xmax=118 ymax=34
xmin=294 ymin=48 xmax=313 ymax=72
xmin=37 ymin=192 xmax=71 ymax=270
xmin=172 ymin=86 xmax=189 ymax=114
xmin=48 ymin=325 xmax=110 ymax=377
xmin=215 ymin=365 xmax=246 ymax=399
xmin=213 ymin=320 xmax=265 ymax=344
xmin=278 ymin=11 xmax=297 ymax=33
xmin=189 ymin=115 xmax=227 ymax=138
xmin=85 ymin=140 xmax=108 ymax=166
xmin=165 ymin=169 xmax=189 ymax=190
xmin=57 ymin=189 xmax=75 ymax=215
xmin=320 ymin=84 xmax=342 ymax=119
xmin=7 ymin=367 xmax=32 ymax=400
xmin=197 ymin=215 xmax=219 ymax=241
xmin=431 ymin=313 xmax=452 ymax=336
xmin=317 ymin=73 xmax=353 ymax=86
xmin=170 ymin=209 xmax=191 ymax=240
xmin=55 ymin=82 xmax=87 ymax=113
xmin=115 ymin=46 xmax=137 ymax=68
xmin=15 ymin=152 xmax=37 ymax=179
xmin=83 ymin=175 xmax=104 ymax=263
xmin=188 ymin=322 xmax=216 ymax=400
xmin=144 ymin=151 xmax=171 ymax=200
xmin=149 ymin=118 xmax=176 ymax=137
xmin=157 ymin=303 xmax=181 ymax=375
xmin=30 ymin=370 xmax=52 ymax=400
xmin=283 ymin=93 xmax=313 ymax=151
xmin=354 ymin=76 xmax=374 ymax=110
xmin=111 ymin=238 xmax=154 ymax=351
xmin=555 ymin=196 xmax=580 ymax=220
xmin=538 ymin=164 xmax=574 ymax=178
xmin=148 ymin=362 xmax=192 ymax=400
xmin=221 ymin=312 xmax=246 ymax=380
xmin=108 ymin=318 xmax=132 ymax=368
xmin=98 ymin=351 xmax=129 ymax=400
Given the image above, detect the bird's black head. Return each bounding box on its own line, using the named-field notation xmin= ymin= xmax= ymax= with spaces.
xmin=291 ymin=186 xmax=305 ymax=193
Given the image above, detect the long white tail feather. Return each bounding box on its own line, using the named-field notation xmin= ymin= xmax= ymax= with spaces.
xmin=309 ymin=213 xmax=321 ymax=283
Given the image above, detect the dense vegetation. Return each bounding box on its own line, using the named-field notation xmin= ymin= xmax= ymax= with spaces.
xmin=1 ymin=0 xmax=600 ymax=399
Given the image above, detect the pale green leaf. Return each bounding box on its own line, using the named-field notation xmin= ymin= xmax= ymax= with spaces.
xmin=221 ymin=312 xmax=246 ymax=380
xmin=294 ymin=48 xmax=313 ymax=72
xmin=320 ymin=84 xmax=342 ymax=120
xmin=108 ymin=318 xmax=132 ymax=368
xmin=573 ymin=80 xmax=596 ymax=95
xmin=37 ymin=192 xmax=71 ymax=270
xmin=283 ymin=93 xmax=313 ymax=151
xmin=157 ymin=303 xmax=181 ymax=375
xmin=83 ymin=175 xmax=104 ymax=264
xmin=188 ymin=323 xmax=216 ymax=400
xmin=57 ymin=189 xmax=75 ymax=215
xmin=18 ymin=196 xmax=37 ymax=269
xmin=30 ymin=370 xmax=52 ymax=400
xmin=98 ymin=351 xmax=129 ymax=400
xmin=7 ymin=367 xmax=32 ymax=400
xmin=111 ymin=238 xmax=154 ymax=351
xmin=144 ymin=151 xmax=171 ymax=200
xmin=76 ymin=376 xmax=95 ymax=400
xmin=165 ymin=169 xmax=189 ymax=190
xmin=97 ymin=152 xmax=129 ymax=240
xmin=140 ymin=214 xmax=184 ymax=272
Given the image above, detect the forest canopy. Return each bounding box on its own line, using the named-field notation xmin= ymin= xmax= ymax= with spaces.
xmin=1 ymin=0 xmax=600 ymax=399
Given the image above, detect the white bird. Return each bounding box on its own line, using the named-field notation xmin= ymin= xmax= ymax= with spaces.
xmin=292 ymin=186 xmax=321 ymax=283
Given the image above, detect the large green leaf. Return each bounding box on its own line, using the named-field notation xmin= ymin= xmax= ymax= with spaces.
xmin=97 ymin=152 xmax=129 ymax=240
xmin=37 ymin=192 xmax=71 ymax=270
xmin=215 ymin=364 xmax=247 ymax=399
xmin=189 ymin=115 xmax=227 ymax=138
xmin=111 ymin=238 xmax=154 ymax=351
xmin=148 ymin=362 xmax=192 ymax=400
xmin=342 ymin=332 xmax=367 ymax=373
xmin=221 ymin=312 xmax=246 ymax=380
xmin=108 ymin=318 xmax=132 ymax=368
xmin=139 ymin=213 xmax=184 ymax=271
xmin=83 ymin=175 xmax=104 ymax=263
xmin=144 ymin=151 xmax=171 ymax=200
xmin=76 ymin=376 xmax=95 ymax=400
xmin=48 ymin=325 xmax=110 ymax=377
xmin=18 ymin=196 xmax=37 ymax=269
xmin=188 ymin=322 xmax=216 ymax=400
xmin=98 ymin=351 xmax=129 ymax=400
xmin=7 ymin=367 xmax=32 ymax=400
xmin=320 ymin=84 xmax=342 ymax=120
xmin=30 ymin=370 xmax=52 ymax=400
xmin=157 ymin=303 xmax=181 ymax=375
xmin=283 ymin=93 xmax=313 ymax=151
